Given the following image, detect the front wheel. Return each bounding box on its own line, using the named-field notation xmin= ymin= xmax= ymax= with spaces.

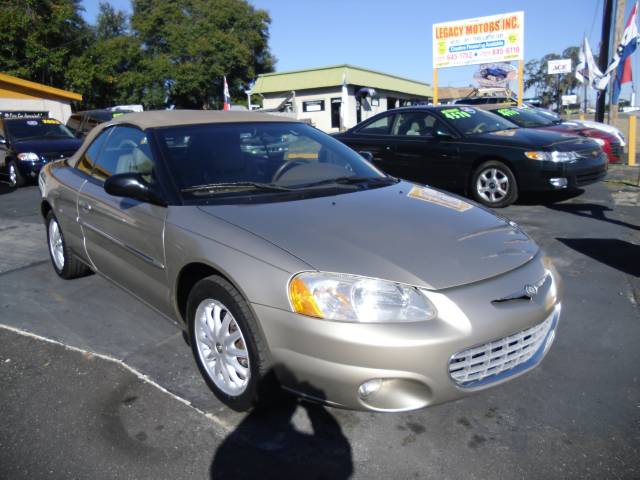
xmin=187 ymin=275 xmax=275 ymax=411
xmin=471 ymin=161 xmax=518 ymax=208
xmin=7 ymin=161 xmax=25 ymax=188
xmin=46 ymin=211 xmax=92 ymax=279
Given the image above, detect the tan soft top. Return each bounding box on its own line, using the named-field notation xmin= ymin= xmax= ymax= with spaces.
xmin=70 ymin=109 xmax=299 ymax=166
xmin=108 ymin=109 xmax=298 ymax=130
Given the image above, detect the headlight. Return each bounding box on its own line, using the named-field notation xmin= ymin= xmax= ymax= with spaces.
xmin=524 ymin=151 xmax=579 ymax=162
xmin=288 ymin=272 xmax=437 ymax=323
xmin=17 ymin=152 xmax=39 ymax=162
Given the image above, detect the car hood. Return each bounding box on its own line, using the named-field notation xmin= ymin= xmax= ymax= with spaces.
xmin=12 ymin=138 xmax=82 ymax=155
xmin=469 ymin=127 xmax=597 ymax=150
xmin=197 ymin=182 xmax=539 ymax=290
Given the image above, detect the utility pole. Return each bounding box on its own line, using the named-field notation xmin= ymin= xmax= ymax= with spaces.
xmin=610 ymin=0 xmax=628 ymax=125
xmin=596 ymin=0 xmax=614 ymax=122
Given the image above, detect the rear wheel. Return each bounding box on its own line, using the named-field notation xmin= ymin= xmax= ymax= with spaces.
xmin=7 ymin=160 xmax=24 ymax=188
xmin=46 ymin=211 xmax=92 ymax=279
xmin=187 ymin=275 xmax=275 ymax=411
xmin=471 ymin=160 xmax=518 ymax=208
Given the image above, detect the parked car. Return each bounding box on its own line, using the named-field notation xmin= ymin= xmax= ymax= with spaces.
xmin=569 ymin=119 xmax=626 ymax=147
xmin=39 ymin=110 xmax=562 ymax=412
xmin=333 ymin=106 xmax=608 ymax=207
xmin=488 ymin=105 xmax=623 ymax=163
xmin=66 ymin=109 xmax=135 ymax=138
xmin=530 ymin=109 xmax=627 ymax=147
xmin=0 ymin=116 xmax=82 ymax=187
xmin=453 ymin=96 xmax=517 ymax=106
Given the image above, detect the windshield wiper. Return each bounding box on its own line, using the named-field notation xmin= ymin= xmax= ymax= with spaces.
xmin=181 ymin=182 xmax=293 ymax=194
xmin=295 ymin=175 xmax=398 ymax=189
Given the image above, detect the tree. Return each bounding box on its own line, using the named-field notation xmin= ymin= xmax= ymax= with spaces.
xmin=131 ymin=0 xmax=276 ymax=109
xmin=0 ymin=0 xmax=89 ymax=87
xmin=524 ymin=46 xmax=582 ymax=107
xmin=96 ymin=2 xmax=128 ymax=39
xmin=65 ymin=4 xmax=145 ymax=109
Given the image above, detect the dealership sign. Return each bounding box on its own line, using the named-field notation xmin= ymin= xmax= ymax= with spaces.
xmin=547 ymin=59 xmax=572 ymax=75
xmin=433 ymin=11 xmax=524 ymax=69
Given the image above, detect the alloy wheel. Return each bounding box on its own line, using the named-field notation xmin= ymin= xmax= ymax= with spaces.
xmin=194 ymin=299 xmax=251 ymax=396
xmin=476 ymin=167 xmax=510 ymax=204
xmin=48 ymin=218 xmax=65 ymax=271
xmin=8 ymin=164 xmax=17 ymax=187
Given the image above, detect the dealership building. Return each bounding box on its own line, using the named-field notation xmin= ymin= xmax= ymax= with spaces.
xmin=252 ymin=65 xmax=433 ymax=132
xmin=0 ymin=73 xmax=82 ymax=123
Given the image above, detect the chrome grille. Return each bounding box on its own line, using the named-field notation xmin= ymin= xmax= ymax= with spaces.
xmin=449 ymin=309 xmax=558 ymax=388
xmin=610 ymin=142 xmax=623 ymax=158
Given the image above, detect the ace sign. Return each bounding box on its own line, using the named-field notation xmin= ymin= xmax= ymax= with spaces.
xmin=548 ymin=59 xmax=572 ymax=75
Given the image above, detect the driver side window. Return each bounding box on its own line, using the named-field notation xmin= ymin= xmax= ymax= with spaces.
xmin=90 ymin=126 xmax=155 ymax=184
xmin=392 ymin=112 xmax=436 ymax=137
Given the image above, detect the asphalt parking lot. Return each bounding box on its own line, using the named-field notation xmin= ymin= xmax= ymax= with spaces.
xmin=0 ymin=170 xmax=639 ymax=480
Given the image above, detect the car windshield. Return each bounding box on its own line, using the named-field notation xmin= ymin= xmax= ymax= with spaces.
xmin=156 ymin=122 xmax=393 ymax=202
xmin=5 ymin=118 xmax=76 ymax=141
xmin=437 ymin=107 xmax=518 ymax=135
xmin=491 ymin=107 xmax=556 ymax=128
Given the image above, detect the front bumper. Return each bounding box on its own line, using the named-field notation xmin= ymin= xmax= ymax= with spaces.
xmin=255 ymin=253 xmax=562 ymax=411
xmin=16 ymin=159 xmax=46 ymax=179
xmin=520 ymin=152 xmax=608 ymax=191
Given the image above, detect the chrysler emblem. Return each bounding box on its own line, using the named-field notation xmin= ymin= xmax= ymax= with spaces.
xmin=492 ymin=274 xmax=549 ymax=303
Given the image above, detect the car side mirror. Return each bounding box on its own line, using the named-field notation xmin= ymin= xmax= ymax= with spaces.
xmin=359 ymin=151 xmax=374 ymax=161
xmin=104 ymin=173 xmax=166 ymax=207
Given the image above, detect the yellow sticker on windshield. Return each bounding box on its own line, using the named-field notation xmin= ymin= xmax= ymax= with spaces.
xmin=42 ymin=119 xmax=59 ymax=124
xmin=407 ymin=186 xmax=473 ymax=212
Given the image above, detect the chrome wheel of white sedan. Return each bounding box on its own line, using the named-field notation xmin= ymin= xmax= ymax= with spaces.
xmin=194 ymin=299 xmax=251 ymax=396
xmin=48 ymin=217 xmax=65 ymax=271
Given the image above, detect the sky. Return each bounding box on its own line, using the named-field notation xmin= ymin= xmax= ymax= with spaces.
xmin=80 ymin=0 xmax=640 ymax=102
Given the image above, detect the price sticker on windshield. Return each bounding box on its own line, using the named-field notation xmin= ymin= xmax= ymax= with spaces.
xmin=496 ymin=108 xmax=519 ymax=117
xmin=441 ymin=108 xmax=473 ymax=120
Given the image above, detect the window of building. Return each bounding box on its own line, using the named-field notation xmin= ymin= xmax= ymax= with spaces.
xmin=302 ymin=100 xmax=325 ymax=112
xmin=330 ymin=98 xmax=341 ymax=129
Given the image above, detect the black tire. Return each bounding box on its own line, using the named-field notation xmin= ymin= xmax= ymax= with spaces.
xmin=6 ymin=160 xmax=25 ymax=188
xmin=470 ymin=160 xmax=518 ymax=208
xmin=187 ymin=275 xmax=276 ymax=411
xmin=45 ymin=211 xmax=93 ymax=279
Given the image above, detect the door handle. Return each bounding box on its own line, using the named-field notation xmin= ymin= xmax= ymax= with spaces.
xmin=79 ymin=201 xmax=92 ymax=213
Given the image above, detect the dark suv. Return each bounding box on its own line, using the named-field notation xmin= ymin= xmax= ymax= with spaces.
xmin=66 ymin=109 xmax=133 ymax=138
xmin=0 ymin=117 xmax=82 ymax=187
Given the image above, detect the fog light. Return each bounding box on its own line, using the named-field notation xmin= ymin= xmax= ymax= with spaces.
xmin=358 ymin=379 xmax=383 ymax=399
xmin=549 ymin=177 xmax=568 ymax=188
